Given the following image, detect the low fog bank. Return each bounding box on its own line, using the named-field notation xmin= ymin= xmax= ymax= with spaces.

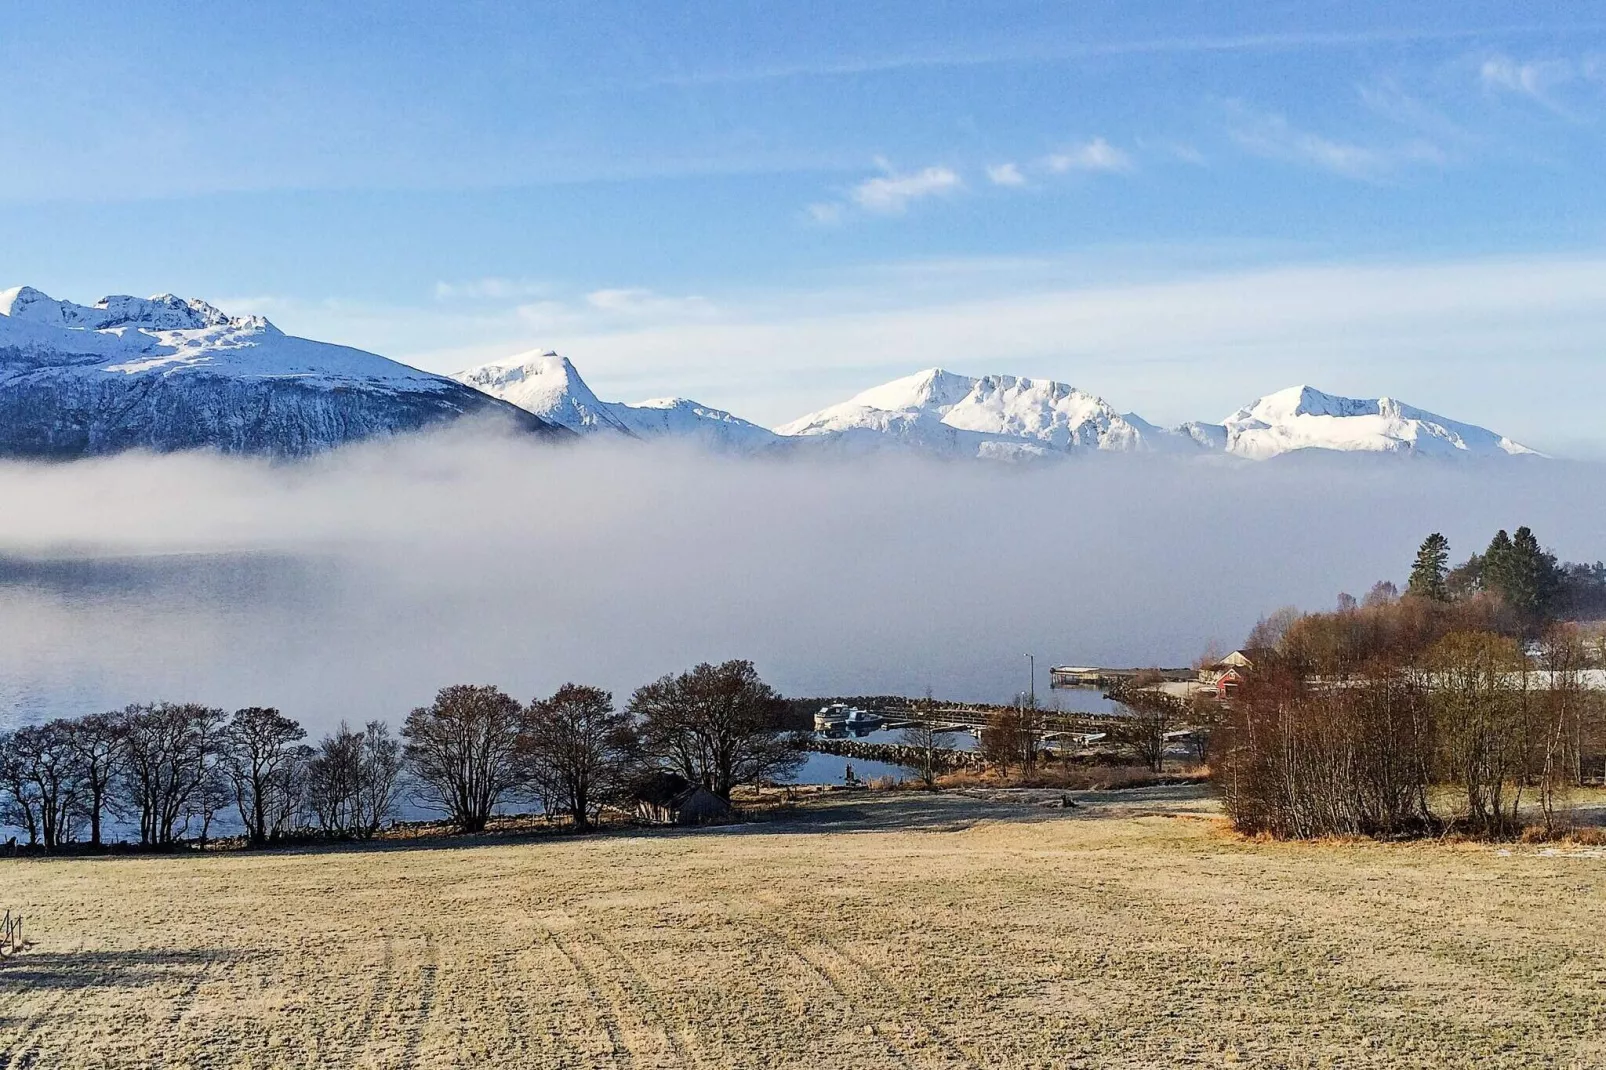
xmin=1 ymin=431 xmax=1602 ymax=732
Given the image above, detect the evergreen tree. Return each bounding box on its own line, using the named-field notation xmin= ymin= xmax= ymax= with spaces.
xmin=1481 ymin=526 xmax=1561 ymax=628
xmin=1482 ymin=529 xmax=1515 ymax=602
xmin=1406 ymin=533 xmax=1450 ymax=601
xmin=1506 ymin=526 xmax=1561 ymax=625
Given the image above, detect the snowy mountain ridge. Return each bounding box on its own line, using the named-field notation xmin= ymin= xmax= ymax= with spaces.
xmin=774 ymin=367 xmax=1147 ymax=457
xmin=0 ymin=285 xmax=561 ymax=458
xmin=461 ymin=353 xmax=1536 ymax=462
xmin=0 ymin=283 xmax=1539 ymax=462
xmin=1211 ymin=385 xmax=1538 ymax=460
xmin=452 ymin=352 xmax=779 ymax=452
xmin=2 ymin=285 xmax=266 ymax=334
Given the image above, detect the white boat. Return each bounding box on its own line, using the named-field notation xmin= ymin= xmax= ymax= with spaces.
xmin=814 ymin=703 xmax=851 ymax=731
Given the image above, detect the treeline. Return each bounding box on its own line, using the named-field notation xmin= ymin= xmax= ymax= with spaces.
xmin=1416 ymin=526 xmax=1604 ymax=627
xmin=0 ymin=660 xmax=803 ymax=852
xmin=1219 ymin=527 xmax=1606 ymax=841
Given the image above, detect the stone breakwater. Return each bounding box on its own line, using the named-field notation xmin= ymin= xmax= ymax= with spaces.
xmin=805 ymin=736 xmax=985 ymax=774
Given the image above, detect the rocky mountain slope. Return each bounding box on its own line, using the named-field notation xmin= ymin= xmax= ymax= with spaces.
xmin=3 ymin=282 xmax=1536 ymax=464
xmin=0 ymin=287 xmax=561 ymax=459
xmin=453 ymin=351 xmax=779 ymax=452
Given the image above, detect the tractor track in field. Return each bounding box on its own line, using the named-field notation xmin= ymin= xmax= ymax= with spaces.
xmin=589 ymin=931 xmax=699 ymax=1069
xmin=396 ymin=936 xmax=439 ymax=1067
xmin=730 ymin=898 xmax=923 ymax=1070
xmin=341 ymin=933 xmax=396 ymax=1068
xmin=546 ymin=931 xmax=636 ymax=1070
xmin=811 ymin=933 xmax=986 ymax=1070
xmin=738 ymin=894 xmax=985 ymax=1070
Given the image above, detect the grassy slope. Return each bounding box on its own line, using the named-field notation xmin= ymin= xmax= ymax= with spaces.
xmin=0 ymin=787 xmax=1602 ymax=1068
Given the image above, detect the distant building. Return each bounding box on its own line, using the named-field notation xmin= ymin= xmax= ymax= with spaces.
xmin=629 ymin=772 xmax=734 ymax=826
xmin=1051 ymin=665 xmax=1195 ymax=689
xmin=1049 ymin=666 xmax=1109 ymax=688
xmin=1198 ymin=648 xmax=1271 ymax=698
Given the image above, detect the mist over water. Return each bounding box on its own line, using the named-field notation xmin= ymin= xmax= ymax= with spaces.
xmin=1 ymin=428 xmax=1602 ymax=734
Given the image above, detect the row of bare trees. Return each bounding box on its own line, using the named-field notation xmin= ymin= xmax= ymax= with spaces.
xmin=0 ymin=703 xmax=407 ymax=851
xmin=1217 ymin=609 xmax=1605 ymax=839
xmin=404 ymin=661 xmax=803 ymax=833
xmin=0 ymin=659 xmax=802 ymax=849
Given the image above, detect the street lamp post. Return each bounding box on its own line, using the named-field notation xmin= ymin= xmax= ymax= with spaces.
xmin=1025 ymin=653 xmax=1035 ymax=709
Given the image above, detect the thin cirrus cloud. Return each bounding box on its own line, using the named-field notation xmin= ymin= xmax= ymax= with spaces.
xmin=1479 ymin=53 xmax=1604 ymax=114
xmin=1225 ymin=102 xmax=1446 ymax=181
xmin=432 ymin=277 xmax=549 ymax=301
xmin=583 ymin=287 xmax=713 ymax=318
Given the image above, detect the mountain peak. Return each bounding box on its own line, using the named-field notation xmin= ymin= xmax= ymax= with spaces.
xmin=452 ymin=353 xmax=778 ymax=450
xmin=777 ymin=366 xmax=1141 ymax=454
xmin=1219 ymin=385 xmax=1536 ymax=459
xmin=453 ymin=349 xmax=633 ymax=435
xmin=1 ymin=285 xmax=273 ymax=333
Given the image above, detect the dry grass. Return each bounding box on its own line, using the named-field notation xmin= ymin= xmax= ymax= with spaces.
xmin=1 ymin=786 xmax=1604 ymax=1068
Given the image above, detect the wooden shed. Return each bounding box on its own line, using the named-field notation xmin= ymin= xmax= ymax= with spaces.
xmin=630 ymin=772 xmax=734 ymax=827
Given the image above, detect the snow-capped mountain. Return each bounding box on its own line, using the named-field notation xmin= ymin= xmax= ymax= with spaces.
xmin=453 ymin=352 xmax=778 ymax=452
xmin=454 ymin=351 xmax=635 ymax=436
xmin=1196 ymin=386 xmax=1538 ymax=460
xmin=607 ymin=397 xmax=780 ymax=452
xmin=774 ymin=371 xmax=1535 ymax=461
xmin=775 ymin=368 xmax=1151 ymax=458
xmin=0 ymin=286 xmax=561 ymax=459
xmin=3 ymin=284 xmax=1538 ymax=465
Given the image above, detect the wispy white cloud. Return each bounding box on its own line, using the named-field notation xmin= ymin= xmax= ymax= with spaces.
xmin=584 ymin=287 xmax=713 ymax=318
xmin=630 ymin=27 xmax=1601 ymax=90
xmin=1044 ymin=137 xmax=1133 ymax=174
xmin=805 ymin=159 xmax=965 ymax=223
xmin=848 ymin=160 xmax=964 ymax=214
xmin=1357 ymin=79 xmax=1471 ymax=145
xmin=986 ymin=162 xmax=1027 ymax=187
xmin=1226 ymin=103 xmax=1445 ymax=181
xmin=805 ymin=201 xmax=844 ymax=225
xmin=433 ymin=277 xmax=549 ymax=301
xmin=1479 ymin=53 xmax=1604 ymax=115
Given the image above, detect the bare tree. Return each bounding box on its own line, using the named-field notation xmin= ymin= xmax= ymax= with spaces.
xmin=10 ymin=722 xmax=83 ymax=850
xmin=898 ymin=689 xmax=943 ymax=788
xmin=527 ymin=684 xmax=637 ymax=829
xmin=303 ymin=721 xmax=404 ymax=837
xmin=403 ymin=685 xmax=530 ymax=833
xmin=1429 ymin=632 xmax=1529 ymax=838
xmin=1112 ymin=672 xmax=1183 ymax=773
xmin=224 ymin=707 xmax=307 ymax=847
xmin=118 ymin=703 xmax=221 ymax=847
xmin=1533 ymin=627 xmax=1593 ymax=837
xmin=980 ymin=707 xmax=1026 ymax=777
xmin=62 ymin=712 xmax=125 ymax=847
xmin=306 ymin=724 xmax=364 ymax=835
xmin=0 ymin=736 xmax=42 ymax=846
xmin=356 ymin=721 xmax=403 ymax=836
xmin=630 ymin=661 xmax=801 ymax=800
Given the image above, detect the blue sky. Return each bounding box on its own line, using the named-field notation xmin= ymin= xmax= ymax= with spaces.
xmin=3 ymin=1 xmax=1605 ymax=451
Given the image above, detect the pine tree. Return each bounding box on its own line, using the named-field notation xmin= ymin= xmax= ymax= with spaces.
xmin=1483 ymin=529 xmax=1515 ymax=602
xmin=1406 ymin=533 xmax=1450 ymax=601
xmin=1506 ymin=526 xmax=1561 ymax=625
xmin=1481 ymin=526 xmax=1561 ymax=629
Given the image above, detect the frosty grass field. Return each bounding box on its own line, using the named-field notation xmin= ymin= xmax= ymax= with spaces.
xmin=1 ymin=786 xmax=1603 ymax=1069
